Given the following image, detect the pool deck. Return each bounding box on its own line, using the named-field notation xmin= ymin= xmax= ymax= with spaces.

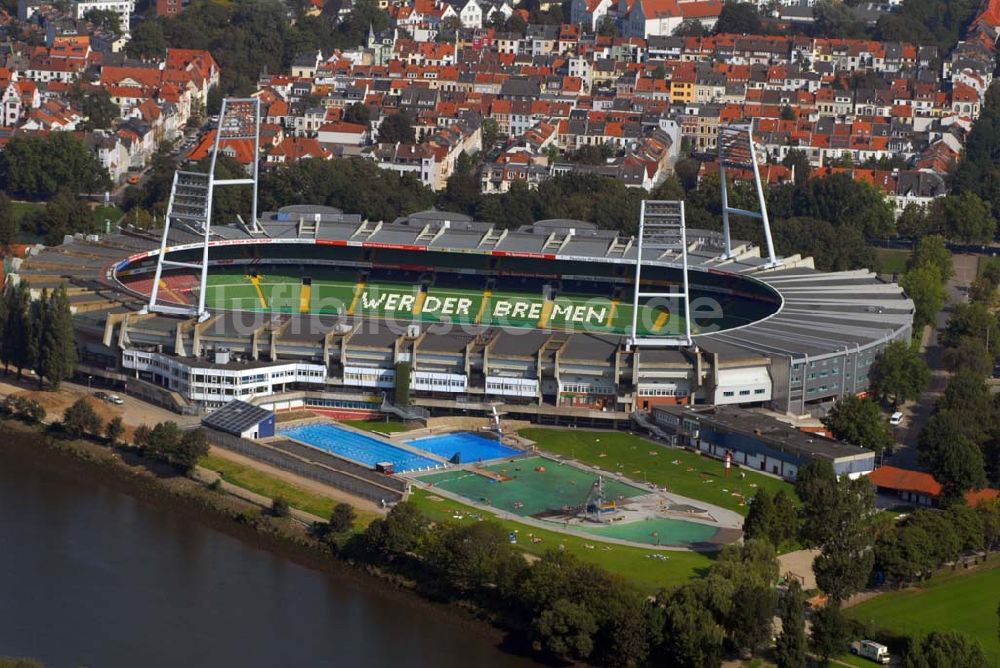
xmin=407 ymin=454 xmax=743 ymax=552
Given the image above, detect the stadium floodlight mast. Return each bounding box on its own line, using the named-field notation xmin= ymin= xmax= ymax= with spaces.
xmin=717 ymin=123 xmax=780 ymax=268
xmin=629 ymin=200 xmax=693 ymax=348
xmin=146 ymin=97 xmax=262 ymax=321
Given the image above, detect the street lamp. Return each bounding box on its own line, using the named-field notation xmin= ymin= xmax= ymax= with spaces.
xmin=88 ymin=375 xmax=92 ymax=390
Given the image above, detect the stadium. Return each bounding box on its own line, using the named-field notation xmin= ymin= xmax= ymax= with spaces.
xmin=12 ymin=201 xmax=912 ymax=424
xmin=8 ymin=109 xmax=914 ymax=426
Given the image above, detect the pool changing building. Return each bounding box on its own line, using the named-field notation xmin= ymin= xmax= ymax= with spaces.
xmin=650 ymin=404 xmax=876 ymax=480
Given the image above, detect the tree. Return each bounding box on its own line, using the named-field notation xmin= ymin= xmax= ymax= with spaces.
xmin=715 ymin=2 xmax=762 ymax=33
xmin=327 ymin=502 xmax=356 ymax=535
xmin=810 ymin=603 xmax=850 ymax=666
xmin=271 ymin=496 xmax=291 ymax=517
xmin=133 ymin=423 xmax=152 ymax=448
xmin=822 ymin=395 xmax=894 ymax=454
xmin=38 ymin=285 xmax=76 ymax=389
xmin=813 ymin=0 xmax=866 ymax=38
xmin=928 ymin=192 xmax=996 ymax=244
xmin=744 ymin=488 xmax=798 ymax=548
xmin=651 ymin=584 xmax=725 ymax=668
xmin=907 ymin=235 xmax=953 ymax=281
xmin=943 ymin=302 xmax=999 ymax=354
xmin=361 ymin=501 xmax=429 ymax=558
xmin=125 ymin=20 xmax=166 ymax=59
xmin=774 ymin=578 xmax=807 ymax=668
xmin=342 ymin=102 xmax=371 ymax=125
xmin=377 ymin=112 xmax=415 ymax=144
xmin=904 ymin=631 xmax=991 ymax=668
xmin=781 ymin=149 xmax=811 ymax=185
xmin=84 ymin=8 xmax=120 ymax=32
xmin=175 ymin=428 xmax=209 ymax=472
xmin=0 ymin=192 xmax=17 ymax=250
xmin=924 ymin=433 xmax=988 ymax=505
xmin=532 ymin=599 xmax=598 ymax=661
xmin=802 ymin=475 xmax=876 ymax=602
xmin=942 ymin=336 xmax=992 ymax=377
xmin=62 ymin=398 xmax=102 ymax=439
xmin=897 ymin=203 xmax=932 ymax=238
xmin=0 ymin=132 xmax=110 ymax=199
xmin=439 ymin=151 xmax=480 ymax=216
xmin=901 ymin=264 xmax=946 ymax=330
xmin=481 ymin=117 xmax=500 ymax=152
xmin=69 ymin=85 xmax=120 ymax=131
xmin=105 ymin=416 xmax=125 ymax=446
xmin=869 ymin=340 xmax=930 ymax=406
xmin=597 ymin=15 xmax=617 ymax=36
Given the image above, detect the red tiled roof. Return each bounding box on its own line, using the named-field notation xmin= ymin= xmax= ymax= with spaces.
xmin=868 ymin=465 xmax=999 ymax=506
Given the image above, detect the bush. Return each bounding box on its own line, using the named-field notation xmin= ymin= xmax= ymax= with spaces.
xmin=62 ymin=398 xmax=102 ymax=439
xmin=271 ymin=496 xmax=291 ymax=518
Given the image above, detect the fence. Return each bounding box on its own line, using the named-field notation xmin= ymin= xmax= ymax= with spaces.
xmin=203 ymin=428 xmax=405 ymax=505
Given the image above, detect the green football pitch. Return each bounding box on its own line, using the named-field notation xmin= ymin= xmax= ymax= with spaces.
xmin=845 ymin=562 xmax=1000 ymax=663
xmin=199 ymin=270 xmax=689 ymax=336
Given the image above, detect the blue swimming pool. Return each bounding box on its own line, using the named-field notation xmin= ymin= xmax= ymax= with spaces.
xmin=406 ymin=432 xmax=520 ymax=464
xmin=280 ymin=423 xmax=442 ymax=472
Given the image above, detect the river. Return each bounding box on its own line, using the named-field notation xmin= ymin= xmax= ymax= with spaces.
xmin=0 ymin=445 xmax=534 ymax=668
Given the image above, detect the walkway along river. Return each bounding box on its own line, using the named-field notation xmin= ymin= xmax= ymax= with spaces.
xmin=0 ymin=434 xmax=534 ymax=668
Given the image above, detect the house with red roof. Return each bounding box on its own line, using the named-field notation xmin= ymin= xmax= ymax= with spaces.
xmin=868 ymin=465 xmax=999 ymax=508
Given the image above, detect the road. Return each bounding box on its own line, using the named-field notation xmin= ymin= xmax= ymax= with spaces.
xmin=889 ymin=254 xmax=978 ymax=468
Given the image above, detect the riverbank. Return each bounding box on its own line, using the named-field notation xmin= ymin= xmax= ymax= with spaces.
xmin=0 ymin=420 xmax=530 ymax=662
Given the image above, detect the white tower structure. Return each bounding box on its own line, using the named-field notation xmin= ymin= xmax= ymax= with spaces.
xmin=717 ymin=123 xmax=780 ymax=268
xmin=147 ymin=97 xmax=262 ymax=320
xmin=629 ymin=200 xmax=693 ymax=348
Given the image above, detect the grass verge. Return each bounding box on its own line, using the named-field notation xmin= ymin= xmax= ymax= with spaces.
xmin=199 ymin=453 xmax=377 ymax=530
xmin=873 ymin=248 xmax=910 ymax=275
xmin=844 ymin=559 xmax=1000 ymax=664
xmin=518 ymin=428 xmax=796 ymax=516
xmin=409 ymin=487 xmax=714 ymax=592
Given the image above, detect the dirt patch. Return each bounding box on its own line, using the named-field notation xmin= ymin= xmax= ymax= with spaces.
xmin=0 ymin=376 xmax=123 ymax=427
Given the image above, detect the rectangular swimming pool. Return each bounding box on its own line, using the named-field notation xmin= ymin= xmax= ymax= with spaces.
xmin=406 ymin=432 xmax=520 ymax=463
xmin=280 ymin=423 xmax=442 ymax=473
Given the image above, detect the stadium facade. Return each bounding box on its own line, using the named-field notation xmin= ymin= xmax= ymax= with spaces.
xmin=15 ymin=205 xmax=914 ymax=425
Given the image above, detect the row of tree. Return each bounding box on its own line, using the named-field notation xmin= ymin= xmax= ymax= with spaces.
xmin=0 ymin=282 xmax=76 ymax=390
xmin=345 ymin=497 xmax=788 ymax=666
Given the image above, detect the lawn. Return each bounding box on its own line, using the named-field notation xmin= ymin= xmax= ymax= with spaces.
xmin=518 ymin=428 xmax=796 ymax=516
xmin=199 ymin=453 xmax=377 ymax=529
xmin=845 ymin=560 xmax=1000 ymax=664
xmin=873 ymin=248 xmax=910 ymax=275
xmin=92 ymin=205 xmax=123 ymax=231
xmin=340 ymin=419 xmax=411 ymax=433
xmin=408 ymin=488 xmax=714 ymax=592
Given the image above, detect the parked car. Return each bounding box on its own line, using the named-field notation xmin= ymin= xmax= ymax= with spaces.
xmin=93 ymin=391 xmax=108 ymax=401
xmin=107 ymin=394 xmax=124 ymax=405
xmin=889 ymin=411 xmax=903 ymax=426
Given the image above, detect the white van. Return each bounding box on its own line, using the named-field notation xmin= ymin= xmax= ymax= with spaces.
xmin=889 ymin=411 xmax=903 ymax=426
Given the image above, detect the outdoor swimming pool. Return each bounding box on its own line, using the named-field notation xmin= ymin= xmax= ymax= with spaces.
xmin=280 ymin=423 xmax=442 ymax=473
xmin=579 ymin=517 xmax=719 ymax=547
xmin=406 ymin=432 xmax=521 ymax=463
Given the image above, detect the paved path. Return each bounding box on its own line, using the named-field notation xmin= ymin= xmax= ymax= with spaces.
xmin=888 ymin=253 xmax=977 ymax=469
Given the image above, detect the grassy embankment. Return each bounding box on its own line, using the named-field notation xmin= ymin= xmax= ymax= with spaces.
xmin=199 ymin=453 xmax=377 ymax=529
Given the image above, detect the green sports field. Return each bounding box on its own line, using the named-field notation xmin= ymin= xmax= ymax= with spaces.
xmin=197 ymin=268 xmax=688 ymax=336
xmin=845 ymin=562 xmax=1000 ymax=663
xmin=518 ymin=428 xmax=798 ymax=516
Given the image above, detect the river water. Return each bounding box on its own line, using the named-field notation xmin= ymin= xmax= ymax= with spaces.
xmin=0 ymin=448 xmax=533 ymax=668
